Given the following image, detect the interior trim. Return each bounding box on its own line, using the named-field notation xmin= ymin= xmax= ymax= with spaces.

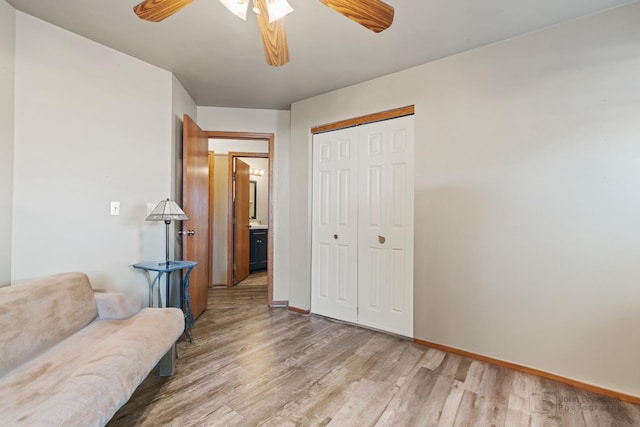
xmin=287 ymin=306 xmax=311 ymax=315
xmin=271 ymin=300 xmax=288 ymax=307
xmin=207 ymin=152 xmax=215 ymax=289
xmin=226 ymin=151 xmax=269 ymax=286
xmin=227 ymin=151 xmax=269 ymax=288
xmin=206 ymin=131 xmax=274 ymax=140
xmin=310 ymin=105 xmax=415 ymax=134
xmin=413 ymin=338 xmax=640 ymax=405
xmin=206 ymin=131 xmax=276 ymax=305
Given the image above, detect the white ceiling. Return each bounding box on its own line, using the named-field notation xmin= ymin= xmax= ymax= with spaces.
xmin=6 ymin=0 xmax=635 ymax=109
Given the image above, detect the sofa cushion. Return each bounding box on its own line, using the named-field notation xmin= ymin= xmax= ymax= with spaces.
xmin=94 ymin=291 xmax=140 ymax=320
xmin=0 ymin=307 xmax=184 ymax=427
xmin=0 ymin=272 xmax=98 ymax=376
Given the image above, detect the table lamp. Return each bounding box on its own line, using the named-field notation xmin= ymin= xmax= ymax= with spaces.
xmin=146 ymin=198 xmax=189 ymax=266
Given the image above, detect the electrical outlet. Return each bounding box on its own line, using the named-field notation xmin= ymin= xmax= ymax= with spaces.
xmin=110 ymin=201 xmax=120 ymax=216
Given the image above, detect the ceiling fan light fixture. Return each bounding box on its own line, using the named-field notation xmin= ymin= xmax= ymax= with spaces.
xmin=219 ymin=0 xmax=249 ymax=20
xmin=265 ymin=0 xmax=293 ymax=23
xmin=251 ymin=0 xmax=261 ymax=14
xmin=132 ymin=0 xmax=394 ymax=67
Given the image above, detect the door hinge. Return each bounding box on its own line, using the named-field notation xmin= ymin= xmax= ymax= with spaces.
xmin=233 ymin=264 xmax=236 ymax=270
xmin=232 ymin=172 xmax=236 ymax=180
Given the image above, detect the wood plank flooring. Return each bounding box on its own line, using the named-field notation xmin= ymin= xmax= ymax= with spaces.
xmin=108 ymin=275 xmax=640 ymax=426
xmin=208 ymin=271 xmax=268 ymax=307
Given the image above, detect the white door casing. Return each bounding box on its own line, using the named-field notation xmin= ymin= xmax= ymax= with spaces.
xmin=311 ymin=127 xmax=359 ymax=323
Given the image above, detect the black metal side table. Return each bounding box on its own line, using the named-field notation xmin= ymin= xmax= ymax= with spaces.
xmin=132 ymin=260 xmax=197 ymax=343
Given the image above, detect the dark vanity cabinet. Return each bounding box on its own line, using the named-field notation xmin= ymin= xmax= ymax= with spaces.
xmin=249 ymin=228 xmax=268 ymax=272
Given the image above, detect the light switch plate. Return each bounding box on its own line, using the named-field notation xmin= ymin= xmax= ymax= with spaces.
xmin=110 ymin=201 xmax=120 ymax=216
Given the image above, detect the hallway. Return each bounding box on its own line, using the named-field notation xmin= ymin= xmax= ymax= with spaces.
xmin=209 ymin=271 xmax=268 ymax=307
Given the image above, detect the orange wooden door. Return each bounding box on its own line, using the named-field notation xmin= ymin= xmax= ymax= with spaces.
xmin=234 ymin=159 xmax=250 ymax=284
xmin=182 ymin=114 xmax=209 ymax=320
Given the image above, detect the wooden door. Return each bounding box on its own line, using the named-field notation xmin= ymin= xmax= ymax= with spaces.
xmin=311 ymin=127 xmax=359 ymax=323
xmin=233 ymin=159 xmax=250 ymax=284
xmin=182 ymin=114 xmax=209 ymax=320
xmin=357 ymin=116 xmax=414 ymax=337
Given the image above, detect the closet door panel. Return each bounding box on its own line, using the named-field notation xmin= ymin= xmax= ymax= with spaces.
xmin=318 ymin=171 xmax=331 ymax=226
xmin=366 ymin=165 xmax=383 ymax=227
xmin=391 ymin=247 xmax=406 ymax=312
xmin=358 ymin=116 xmax=414 ymax=337
xmin=317 ymin=243 xmax=330 ymax=298
xmin=364 ymin=247 xmax=386 ymax=311
xmin=311 ymin=129 xmax=359 ymax=323
xmin=336 ymin=244 xmax=350 ymax=301
xmin=392 ymin=164 xmax=407 ymax=227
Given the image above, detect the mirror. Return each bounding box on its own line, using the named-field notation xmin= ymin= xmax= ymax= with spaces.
xmin=249 ymin=180 xmax=257 ymax=219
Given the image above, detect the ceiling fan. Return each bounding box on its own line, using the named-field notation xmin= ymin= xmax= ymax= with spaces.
xmin=132 ymin=0 xmax=395 ymax=67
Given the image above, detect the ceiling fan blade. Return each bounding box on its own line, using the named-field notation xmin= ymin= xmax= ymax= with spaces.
xmin=255 ymin=0 xmax=290 ymax=67
xmin=133 ymin=0 xmax=194 ymax=22
xmin=319 ymin=0 xmax=394 ymax=33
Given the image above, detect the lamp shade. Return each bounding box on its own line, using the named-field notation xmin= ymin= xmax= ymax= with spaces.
xmin=146 ymin=199 xmax=189 ymax=222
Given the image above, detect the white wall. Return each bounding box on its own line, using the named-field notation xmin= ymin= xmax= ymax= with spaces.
xmin=0 ymin=0 xmax=15 ymax=286
xmin=12 ymin=13 xmax=173 ymax=306
xmin=290 ymin=3 xmax=640 ymax=397
xmin=172 ymin=74 xmax=197 ymax=206
xmin=197 ymin=107 xmax=291 ymax=302
xmin=209 ymin=139 xmax=268 ymax=154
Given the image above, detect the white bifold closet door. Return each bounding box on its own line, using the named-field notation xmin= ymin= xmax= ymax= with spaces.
xmin=311 ymin=126 xmax=359 ymax=323
xmin=311 ymin=115 xmax=414 ymax=337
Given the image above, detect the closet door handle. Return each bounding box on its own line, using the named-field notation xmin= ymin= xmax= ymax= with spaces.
xmin=378 ymin=235 xmax=386 ymax=244
xmin=333 ymin=234 xmax=338 ymax=240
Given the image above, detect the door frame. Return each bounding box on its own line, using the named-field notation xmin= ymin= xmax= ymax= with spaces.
xmin=228 ymin=152 xmax=268 ymax=286
xmin=206 ymin=131 xmax=277 ymax=306
xmin=310 ymin=105 xmax=415 ymax=134
xmin=208 ymin=152 xmax=215 ymax=290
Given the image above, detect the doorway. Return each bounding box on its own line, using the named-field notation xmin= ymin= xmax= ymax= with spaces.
xmin=206 ymin=131 xmax=276 ymax=305
xmin=229 ymin=152 xmax=269 ymax=286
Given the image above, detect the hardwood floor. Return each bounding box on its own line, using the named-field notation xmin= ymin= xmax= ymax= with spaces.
xmin=208 ymin=271 xmax=268 ymax=307
xmin=108 ymin=281 xmax=640 ymax=426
